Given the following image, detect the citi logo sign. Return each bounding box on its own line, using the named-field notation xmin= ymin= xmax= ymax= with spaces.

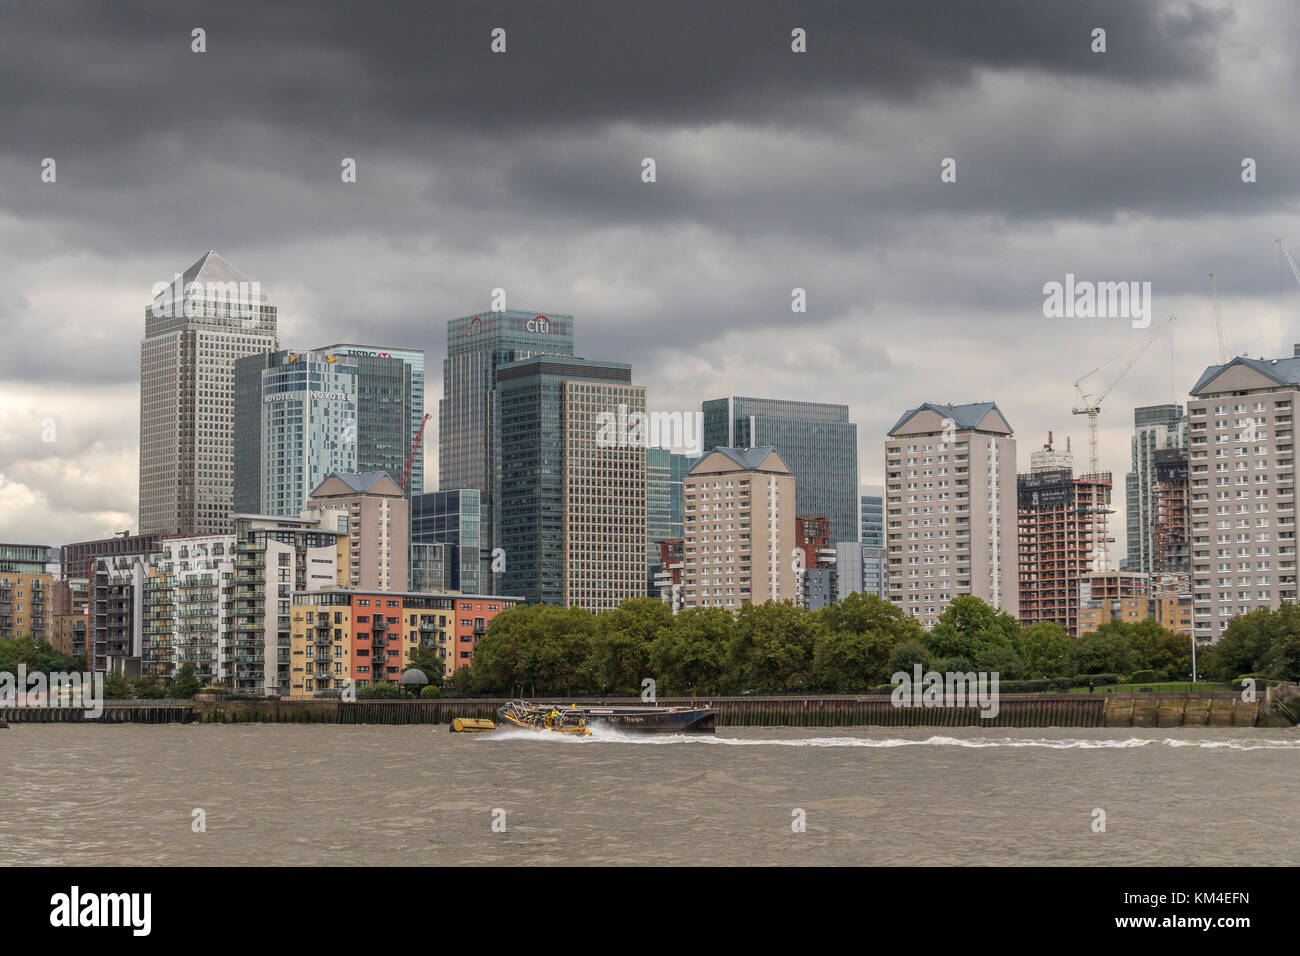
xmin=527 ymin=315 xmax=550 ymax=333
xmin=49 ymin=886 xmax=151 ymax=936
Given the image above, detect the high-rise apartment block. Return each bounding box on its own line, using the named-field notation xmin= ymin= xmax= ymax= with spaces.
xmin=703 ymin=397 xmax=858 ymax=545
xmin=141 ymin=535 xmax=234 ymax=685
xmin=886 ymin=402 xmax=1018 ymax=628
xmin=1125 ymin=404 xmax=1188 ymax=574
xmin=301 ymin=473 xmax=409 ymax=592
xmin=139 ymin=251 xmax=278 ymax=536
xmin=494 ymin=355 xmax=646 ymax=611
xmin=681 ymin=446 xmax=796 ymax=609
xmin=1188 ymin=355 xmax=1300 ymax=641
xmin=90 ymin=555 xmax=145 ymax=675
xmin=228 ymin=514 xmax=345 ymax=695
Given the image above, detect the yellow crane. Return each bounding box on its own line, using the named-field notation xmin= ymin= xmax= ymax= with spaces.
xmin=1072 ymin=314 xmax=1178 ymax=475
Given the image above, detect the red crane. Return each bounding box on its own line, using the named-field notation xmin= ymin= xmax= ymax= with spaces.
xmin=400 ymin=413 xmax=432 ymax=492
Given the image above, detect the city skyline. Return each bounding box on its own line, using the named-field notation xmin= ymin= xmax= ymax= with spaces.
xmin=4 ymin=0 xmax=1300 ymax=567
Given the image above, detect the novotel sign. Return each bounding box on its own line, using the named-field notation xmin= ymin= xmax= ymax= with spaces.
xmin=263 ymin=391 xmax=354 ymax=404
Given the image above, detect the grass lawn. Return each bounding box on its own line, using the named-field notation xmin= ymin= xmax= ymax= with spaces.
xmin=1066 ymin=681 xmax=1230 ymax=694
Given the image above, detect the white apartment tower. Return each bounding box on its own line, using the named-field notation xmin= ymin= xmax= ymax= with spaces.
xmin=681 ymin=446 xmax=795 ymax=609
xmin=886 ymin=402 xmax=1018 ymax=628
xmin=1187 ymin=354 xmax=1300 ymax=642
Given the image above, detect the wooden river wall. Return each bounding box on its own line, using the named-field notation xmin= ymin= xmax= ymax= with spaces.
xmin=3 ymin=692 xmax=1291 ymax=727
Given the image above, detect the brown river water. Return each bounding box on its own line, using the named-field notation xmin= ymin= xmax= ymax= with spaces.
xmin=2 ymin=724 xmax=1298 ymax=866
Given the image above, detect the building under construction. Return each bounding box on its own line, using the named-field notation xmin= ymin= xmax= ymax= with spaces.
xmin=1150 ymin=448 xmax=1190 ymax=574
xmin=1017 ymin=467 xmax=1113 ymax=635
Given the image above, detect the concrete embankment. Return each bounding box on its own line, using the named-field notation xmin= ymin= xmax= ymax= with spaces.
xmin=3 ymin=690 xmax=1296 ymax=727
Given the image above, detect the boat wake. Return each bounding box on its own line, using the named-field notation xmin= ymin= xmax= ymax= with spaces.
xmin=478 ymin=727 xmax=1300 ymax=751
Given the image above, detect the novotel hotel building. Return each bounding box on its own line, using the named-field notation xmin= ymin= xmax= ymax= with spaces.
xmin=234 ymin=347 xmax=417 ymax=517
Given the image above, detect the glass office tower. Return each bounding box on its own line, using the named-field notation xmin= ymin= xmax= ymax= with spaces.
xmin=316 ymin=344 xmax=425 ymax=496
xmin=411 ymin=489 xmax=482 ymax=593
xmin=440 ymin=311 xmax=574 ymax=562
xmin=234 ymin=349 xmax=412 ymax=516
xmin=494 ymin=355 xmax=645 ymax=610
xmin=702 ymin=396 xmax=859 ymax=544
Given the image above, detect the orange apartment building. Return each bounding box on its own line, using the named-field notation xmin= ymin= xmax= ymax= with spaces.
xmin=288 ymin=589 xmax=520 ymax=698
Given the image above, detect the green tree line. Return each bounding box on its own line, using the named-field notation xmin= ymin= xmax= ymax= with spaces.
xmin=456 ymin=594 xmax=1300 ymax=697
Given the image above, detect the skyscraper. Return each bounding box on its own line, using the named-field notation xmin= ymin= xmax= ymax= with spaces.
xmin=885 ymin=402 xmax=1018 ymax=628
xmin=1125 ymin=404 xmax=1188 ymax=573
xmin=494 ymin=355 xmax=645 ymax=611
xmin=139 ymin=251 xmax=278 ymax=536
xmin=234 ymin=349 xmax=359 ymax=517
xmin=1188 ymin=354 xmax=1300 ymax=641
xmin=315 ymin=343 xmax=425 ymax=496
xmin=702 ymin=396 xmax=858 ymax=544
xmin=234 ymin=348 xmax=413 ymax=516
xmin=439 ymin=310 xmax=575 ymax=568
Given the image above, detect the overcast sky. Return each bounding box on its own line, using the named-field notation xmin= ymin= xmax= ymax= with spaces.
xmin=2 ymin=0 xmax=1299 ymax=560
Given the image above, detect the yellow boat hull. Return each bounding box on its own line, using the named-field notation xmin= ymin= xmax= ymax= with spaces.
xmin=450 ymin=717 xmax=496 ymax=733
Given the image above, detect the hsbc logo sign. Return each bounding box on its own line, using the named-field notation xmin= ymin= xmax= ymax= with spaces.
xmin=344 ymin=349 xmax=392 ymax=358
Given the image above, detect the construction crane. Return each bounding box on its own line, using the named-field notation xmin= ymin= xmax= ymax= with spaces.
xmin=400 ymin=412 xmax=432 ymax=492
xmin=1278 ymin=238 xmax=1300 ymax=290
xmin=1072 ymin=314 xmax=1177 ymax=475
xmin=1209 ymin=273 xmax=1228 ymax=363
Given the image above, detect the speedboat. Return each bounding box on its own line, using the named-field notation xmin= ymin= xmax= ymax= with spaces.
xmin=497 ymin=700 xmax=717 ymax=734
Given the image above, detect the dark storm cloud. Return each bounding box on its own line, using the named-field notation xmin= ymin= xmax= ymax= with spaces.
xmin=0 ymin=0 xmax=1295 ymax=545
xmin=2 ymin=0 xmax=1228 ymax=144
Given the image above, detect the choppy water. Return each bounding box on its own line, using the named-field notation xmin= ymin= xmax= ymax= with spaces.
xmin=3 ymin=724 xmax=1297 ymax=865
